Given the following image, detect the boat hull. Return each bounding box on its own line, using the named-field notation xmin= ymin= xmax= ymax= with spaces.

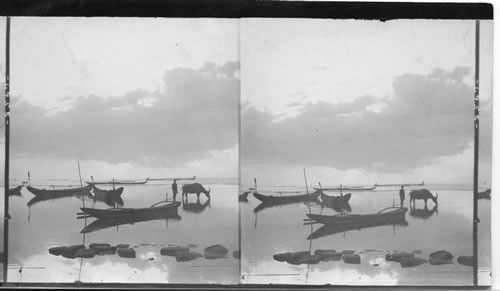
xmin=307 ymin=207 xmax=408 ymax=225
xmin=27 ymin=185 xmax=92 ymax=197
xmin=80 ymin=201 xmax=181 ymax=219
xmin=320 ymin=192 xmax=351 ymax=203
xmin=253 ymin=191 xmax=321 ymax=204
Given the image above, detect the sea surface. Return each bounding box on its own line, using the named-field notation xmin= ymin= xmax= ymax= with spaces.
xmin=1 ymin=182 xmax=239 ymax=284
xmin=240 ymin=184 xmax=491 ymax=286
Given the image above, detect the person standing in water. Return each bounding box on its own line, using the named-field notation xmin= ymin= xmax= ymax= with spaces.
xmin=399 ymin=185 xmax=405 ymax=207
xmin=172 ymin=180 xmax=178 ymax=201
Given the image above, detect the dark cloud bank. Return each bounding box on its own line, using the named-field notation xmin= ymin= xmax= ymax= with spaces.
xmin=242 ymin=67 xmax=492 ymax=172
xmin=7 ymin=61 xmax=239 ymax=166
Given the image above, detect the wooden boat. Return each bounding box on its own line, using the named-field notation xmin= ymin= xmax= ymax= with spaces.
xmin=477 ymin=189 xmax=491 ymax=200
xmin=307 ymin=217 xmax=409 ymax=240
xmin=81 ymin=213 xmax=182 ymax=234
xmin=314 ymin=185 xmax=376 ymax=191
xmin=306 ymin=206 xmax=408 ymax=225
xmin=320 ymin=192 xmax=351 ymax=203
xmin=8 ymin=185 xmax=23 ymax=196
xmin=27 ymin=185 xmax=92 ymax=197
xmin=375 ymin=181 xmax=425 ymax=187
xmin=86 ymin=178 xmax=148 ymax=185
xmin=79 ymin=201 xmax=181 ymax=219
xmin=253 ymin=190 xmax=321 ymax=204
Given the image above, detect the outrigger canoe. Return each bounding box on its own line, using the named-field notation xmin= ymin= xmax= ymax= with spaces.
xmin=253 ymin=190 xmax=321 ymax=204
xmin=27 ymin=185 xmax=92 ymax=197
xmin=314 ymin=185 xmax=376 ymax=191
xmin=79 ymin=201 xmax=181 ymax=219
xmin=306 ymin=206 xmax=408 ymax=225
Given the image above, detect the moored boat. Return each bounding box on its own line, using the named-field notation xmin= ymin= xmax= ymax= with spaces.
xmin=306 ymin=206 xmax=408 ymax=225
xmin=253 ymin=190 xmax=321 ymax=204
xmin=320 ymin=192 xmax=351 ymax=203
xmin=79 ymin=201 xmax=181 ymax=219
xmin=27 ymin=185 xmax=92 ymax=197
xmin=314 ymin=185 xmax=376 ymax=191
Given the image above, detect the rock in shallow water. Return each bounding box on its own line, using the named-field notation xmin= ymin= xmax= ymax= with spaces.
xmin=61 ymin=245 xmax=85 ymax=259
xmin=273 ymin=251 xmax=309 ymax=264
xmin=298 ymin=255 xmax=320 ymax=265
xmin=204 ymin=244 xmax=228 ymax=255
xmin=117 ymin=248 xmax=136 ymax=258
xmin=385 ymin=252 xmax=414 ymax=262
xmin=342 ymin=254 xmax=361 ymax=264
xmin=75 ymin=248 xmax=96 ymax=258
xmin=160 ymin=246 xmax=190 ymax=256
xmin=429 ymin=250 xmax=453 ymax=265
xmin=49 ymin=246 xmax=67 ymax=256
xmin=115 ymin=244 xmax=130 ymax=249
xmin=400 ymin=257 xmax=427 ymax=268
xmin=176 ymin=251 xmax=202 ymax=262
xmin=89 ymin=243 xmax=110 ymax=249
xmin=457 ymin=256 xmax=473 ymax=267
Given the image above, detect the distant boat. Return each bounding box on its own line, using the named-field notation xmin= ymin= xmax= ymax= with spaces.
xmin=86 ymin=178 xmax=149 ymax=186
xmin=306 ymin=206 xmax=408 ymax=225
xmin=253 ymin=190 xmax=321 ymax=204
xmin=375 ymin=181 xmax=425 ymax=187
xmin=79 ymin=201 xmax=181 ymax=219
xmin=8 ymin=185 xmax=23 ymax=196
xmin=314 ymin=185 xmax=376 ymax=191
xmin=27 ymin=185 xmax=92 ymax=197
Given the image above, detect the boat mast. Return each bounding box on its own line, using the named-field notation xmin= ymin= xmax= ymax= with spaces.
xmin=472 ymin=19 xmax=480 ymax=286
xmin=3 ymin=16 xmax=11 ymax=284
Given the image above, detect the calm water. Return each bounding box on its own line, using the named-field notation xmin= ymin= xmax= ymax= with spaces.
xmin=241 ymin=184 xmax=491 ymax=285
xmin=2 ymin=182 xmax=239 ymax=284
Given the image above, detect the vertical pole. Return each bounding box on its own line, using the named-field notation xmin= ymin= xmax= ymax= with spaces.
xmin=303 ymin=168 xmax=309 ymax=194
xmin=3 ymin=16 xmax=11 ymax=284
xmin=472 ymin=19 xmax=480 ymax=286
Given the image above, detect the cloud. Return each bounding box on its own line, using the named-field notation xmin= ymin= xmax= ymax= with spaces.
xmin=242 ymin=67 xmax=492 ymax=172
xmin=5 ymin=62 xmax=239 ymax=166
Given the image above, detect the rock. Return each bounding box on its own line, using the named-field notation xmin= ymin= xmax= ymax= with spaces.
xmin=429 ymin=250 xmax=453 ymax=261
xmin=116 ymin=244 xmax=130 ymax=249
xmin=341 ymin=250 xmax=355 ymax=255
xmin=187 ymin=244 xmax=197 ymax=248
xmin=61 ymin=245 xmax=85 ymax=259
xmin=314 ymin=249 xmax=337 ymax=256
xmin=204 ymin=244 xmax=228 ymax=255
xmin=176 ymin=251 xmax=203 ymax=262
xmin=457 ymin=256 xmax=474 ymax=267
xmin=160 ymin=246 xmax=190 ymax=256
xmin=273 ymin=251 xmax=309 ymax=264
xmin=117 ymin=248 xmax=136 ymax=258
xmin=429 ymin=257 xmax=453 ymax=265
xmin=314 ymin=250 xmax=341 ymax=262
xmin=365 ymin=249 xmax=376 ymax=252
xmin=298 ymin=255 xmax=320 ymax=265
xmin=412 ymin=250 xmax=423 ymax=254
xmin=148 ymin=257 xmax=154 ymax=261
xmin=233 ymin=251 xmax=240 ymax=260
xmin=49 ymin=246 xmax=67 ymax=256
xmin=92 ymin=245 xmax=117 ymax=255
xmin=372 ymin=264 xmax=379 ymax=267
xmin=400 ymin=257 xmax=427 ymax=268
xmin=74 ymin=248 xmax=96 ymax=258
xmin=89 ymin=243 xmax=111 ymax=249
xmin=342 ymin=254 xmax=361 ymax=264
xmin=204 ymin=252 xmax=228 ymax=260
xmin=385 ymin=252 xmax=414 ymax=262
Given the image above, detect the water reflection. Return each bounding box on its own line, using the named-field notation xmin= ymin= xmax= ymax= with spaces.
xmin=27 ymin=193 xmax=92 ymax=207
xmin=409 ymin=204 xmax=438 ymax=220
xmin=81 ymin=214 xmax=182 ymax=234
xmin=182 ymin=199 xmax=211 ymax=214
xmin=307 ymin=218 xmax=409 ymax=240
xmin=91 ymin=186 xmax=124 ymax=207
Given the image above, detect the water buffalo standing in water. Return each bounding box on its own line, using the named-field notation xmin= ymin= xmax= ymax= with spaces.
xmin=182 ymin=183 xmax=211 ymax=201
xmin=409 ymin=189 xmax=438 ymax=207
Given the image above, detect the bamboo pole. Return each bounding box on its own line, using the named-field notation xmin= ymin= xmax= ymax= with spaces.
xmin=472 ymin=19 xmax=480 ymax=286
xmin=3 ymin=16 xmax=11 ymax=284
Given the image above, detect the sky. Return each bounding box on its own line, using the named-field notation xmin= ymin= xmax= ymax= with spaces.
xmin=0 ymin=17 xmax=240 ymax=182
xmin=240 ymin=19 xmax=493 ymax=187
